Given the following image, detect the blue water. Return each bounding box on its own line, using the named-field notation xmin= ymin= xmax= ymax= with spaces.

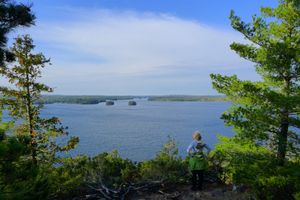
xmin=39 ymin=100 xmax=233 ymax=161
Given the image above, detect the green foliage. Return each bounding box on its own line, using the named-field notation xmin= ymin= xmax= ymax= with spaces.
xmin=0 ymin=36 xmax=79 ymax=199
xmin=0 ymin=113 xmax=39 ymax=199
xmin=41 ymin=156 xmax=89 ymax=198
xmin=0 ymin=35 xmax=79 ymax=164
xmin=86 ymin=150 xmax=139 ymax=189
xmin=212 ymin=136 xmax=276 ymax=183
xmin=0 ymin=130 xmax=82 ymax=199
xmin=211 ymin=0 xmax=300 ymax=165
xmin=213 ymin=136 xmax=300 ymax=199
xmin=139 ymin=137 xmax=188 ymax=183
xmin=210 ymin=1 xmax=300 ymax=197
xmin=0 ymin=0 xmax=35 ymax=66
xmin=49 ymin=137 xmax=189 ymax=197
xmin=0 ymin=113 xmax=80 ymax=199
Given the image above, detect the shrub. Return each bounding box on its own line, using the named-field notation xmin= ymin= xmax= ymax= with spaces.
xmin=85 ymin=150 xmax=139 ymax=189
xmin=139 ymin=137 xmax=188 ymax=183
xmin=213 ymin=136 xmax=300 ymax=199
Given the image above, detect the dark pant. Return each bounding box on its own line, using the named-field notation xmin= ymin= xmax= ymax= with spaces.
xmin=191 ymin=170 xmax=204 ymax=190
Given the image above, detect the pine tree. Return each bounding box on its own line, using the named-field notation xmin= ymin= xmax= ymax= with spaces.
xmin=211 ymin=0 xmax=300 ymax=165
xmin=0 ymin=0 xmax=35 ymax=66
xmin=0 ymin=35 xmax=79 ymax=165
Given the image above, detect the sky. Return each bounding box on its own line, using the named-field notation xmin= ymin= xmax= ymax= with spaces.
xmin=5 ymin=0 xmax=278 ymax=95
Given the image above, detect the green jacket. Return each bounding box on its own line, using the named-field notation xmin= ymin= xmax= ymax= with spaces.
xmin=188 ymin=152 xmax=209 ymax=171
xmin=187 ymin=141 xmax=210 ymax=171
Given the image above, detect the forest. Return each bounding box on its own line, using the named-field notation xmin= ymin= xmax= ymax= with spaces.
xmin=0 ymin=0 xmax=299 ymax=199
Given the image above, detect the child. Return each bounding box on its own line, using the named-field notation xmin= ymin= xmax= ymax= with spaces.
xmin=187 ymin=131 xmax=210 ymax=191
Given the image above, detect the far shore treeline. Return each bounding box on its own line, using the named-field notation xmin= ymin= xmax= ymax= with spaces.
xmin=37 ymin=95 xmax=227 ymax=104
xmin=38 ymin=95 xmax=139 ymax=104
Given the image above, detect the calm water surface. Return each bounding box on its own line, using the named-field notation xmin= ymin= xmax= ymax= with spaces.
xmin=40 ymin=100 xmax=232 ymax=161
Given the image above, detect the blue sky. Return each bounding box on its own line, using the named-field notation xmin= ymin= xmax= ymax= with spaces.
xmin=6 ymin=0 xmax=277 ymax=95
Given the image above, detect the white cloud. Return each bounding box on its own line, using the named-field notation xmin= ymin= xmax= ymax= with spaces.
xmin=7 ymin=9 xmax=258 ymax=95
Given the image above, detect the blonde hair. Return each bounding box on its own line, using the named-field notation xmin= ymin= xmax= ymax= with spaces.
xmin=193 ymin=131 xmax=202 ymax=141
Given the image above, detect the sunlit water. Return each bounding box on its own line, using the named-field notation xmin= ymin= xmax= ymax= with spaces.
xmin=3 ymin=100 xmax=233 ymax=161
xmin=36 ymin=100 xmax=232 ymax=161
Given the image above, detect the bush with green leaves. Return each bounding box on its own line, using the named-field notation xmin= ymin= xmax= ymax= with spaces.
xmin=213 ymin=136 xmax=300 ymax=199
xmin=63 ymin=137 xmax=189 ymax=194
xmin=0 ymin=116 xmax=83 ymax=199
xmin=139 ymin=137 xmax=188 ymax=183
xmin=84 ymin=150 xmax=139 ymax=189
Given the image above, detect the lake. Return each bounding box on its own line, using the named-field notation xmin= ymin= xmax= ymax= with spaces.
xmin=39 ymin=100 xmax=233 ymax=161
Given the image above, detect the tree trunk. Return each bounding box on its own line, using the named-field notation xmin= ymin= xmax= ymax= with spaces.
xmin=277 ymin=110 xmax=289 ymax=166
xmin=277 ymin=76 xmax=291 ymax=166
xmin=25 ymin=71 xmax=37 ymax=165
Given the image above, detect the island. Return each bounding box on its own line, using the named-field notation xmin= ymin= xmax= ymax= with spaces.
xmin=128 ymin=100 xmax=137 ymax=106
xmin=105 ymin=100 xmax=114 ymax=106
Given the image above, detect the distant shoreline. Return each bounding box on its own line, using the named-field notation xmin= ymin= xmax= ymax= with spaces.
xmin=38 ymin=95 xmax=227 ymax=104
xmin=148 ymin=95 xmax=226 ymax=102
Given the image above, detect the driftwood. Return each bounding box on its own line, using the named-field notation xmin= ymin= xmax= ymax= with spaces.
xmin=72 ymin=180 xmax=163 ymax=200
xmin=70 ymin=161 xmax=222 ymax=200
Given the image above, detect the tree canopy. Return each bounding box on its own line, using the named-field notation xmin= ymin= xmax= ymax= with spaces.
xmin=0 ymin=0 xmax=35 ymax=66
xmin=211 ymin=0 xmax=300 ymax=165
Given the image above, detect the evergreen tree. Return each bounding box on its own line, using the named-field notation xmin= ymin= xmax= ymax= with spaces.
xmin=211 ymin=0 xmax=300 ymax=165
xmin=0 ymin=0 xmax=35 ymax=66
xmin=0 ymin=35 xmax=79 ymax=165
